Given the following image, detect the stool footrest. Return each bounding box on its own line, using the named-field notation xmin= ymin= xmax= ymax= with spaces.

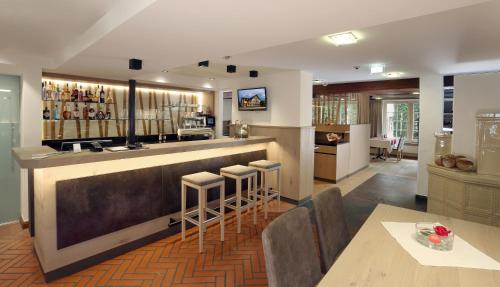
xmin=224 ymin=196 xmax=255 ymax=211
xmin=184 ymin=207 xmax=223 ymax=227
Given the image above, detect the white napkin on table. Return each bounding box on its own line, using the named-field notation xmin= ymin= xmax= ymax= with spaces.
xmin=381 ymin=221 xmax=500 ymax=270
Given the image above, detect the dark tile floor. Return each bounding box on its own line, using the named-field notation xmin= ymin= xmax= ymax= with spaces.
xmin=342 ymin=173 xmax=427 ymax=236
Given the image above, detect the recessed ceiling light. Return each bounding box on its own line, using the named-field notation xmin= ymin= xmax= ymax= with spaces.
xmin=384 ymin=72 xmax=403 ymax=78
xmin=209 ymin=77 xmax=215 ymax=81
xmin=0 ymin=89 xmax=11 ymax=93
xmin=412 ymin=91 xmax=420 ymax=95
xmin=161 ymin=69 xmax=168 ymax=73
xmin=370 ymin=64 xmax=385 ymax=74
xmin=328 ymin=32 xmax=358 ymax=46
xmin=313 ymin=79 xmax=325 ymax=84
xmin=375 ymin=96 xmax=382 ymax=100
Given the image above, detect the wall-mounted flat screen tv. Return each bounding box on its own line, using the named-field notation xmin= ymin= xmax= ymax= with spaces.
xmin=237 ymin=87 xmax=267 ymax=111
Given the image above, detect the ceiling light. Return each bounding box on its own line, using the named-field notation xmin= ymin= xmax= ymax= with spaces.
xmin=161 ymin=69 xmax=168 ymax=73
xmin=209 ymin=77 xmax=215 ymax=81
xmin=328 ymin=32 xmax=358 ymax=46
xmin=198 ymin=60 xmax=209 ymax=68
xmin=313 ymin=79 xmax=325 ymax=84
xmin=412 ymin=91 xmax=420 ymax=95
xmin=384 ymin=72 xmax=403 ymax=78
xmin=0 ymin=89 xmax=11 ymax=93
xmin=370 ymin=64 xmax=385 ymax=74
xmin=375 ymin=96 xmax=382 ymax=100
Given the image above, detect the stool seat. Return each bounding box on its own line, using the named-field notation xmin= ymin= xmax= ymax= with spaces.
xmin=249 ymin=160 xmax=281 ymax=170
xmin=220 ymin=165 xmax=257 ymax=176
xmin=182 ymin=171 xmax=224 ymax=186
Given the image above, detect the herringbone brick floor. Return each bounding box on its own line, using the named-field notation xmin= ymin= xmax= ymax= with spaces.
xmin=0 ymin=201 xmax=294 ymax=287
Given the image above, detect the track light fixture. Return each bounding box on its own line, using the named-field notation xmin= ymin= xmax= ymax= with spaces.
xmin=198 ymin=60 xmax=209 ymax=68
xmin=227 ymin=65 xmax=237 ymax=73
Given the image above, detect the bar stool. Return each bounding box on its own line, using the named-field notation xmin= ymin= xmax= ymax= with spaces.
xmin=181 ymin=171 xmax=225 ymax=253
xmin=249 ymin=160 xmax=281 ymax=219
xmin=220 ymin=165 xmax=258 ymax=233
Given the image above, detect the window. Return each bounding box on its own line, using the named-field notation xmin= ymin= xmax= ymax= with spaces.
xmin=383 ymin=100 xmax=419 ymax=143
xmin=312 ymin=94 xmax=358 ymax=125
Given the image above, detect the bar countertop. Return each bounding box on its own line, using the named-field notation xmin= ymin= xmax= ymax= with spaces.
xmin=12 ymin=136 xmax=274 ymax=169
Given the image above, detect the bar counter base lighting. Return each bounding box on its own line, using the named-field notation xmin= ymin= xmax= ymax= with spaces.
xmin=12 ymin=136 xmax=275 ymax=282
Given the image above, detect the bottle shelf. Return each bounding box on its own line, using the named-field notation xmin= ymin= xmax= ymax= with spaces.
xmin=42 ymin=119 xmax=173 ymax=121
xmin=42 ymin=100 xmax=114 ymax=104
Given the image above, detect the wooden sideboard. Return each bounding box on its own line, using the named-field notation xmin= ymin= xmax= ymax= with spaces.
xmin=427 ymin=164 xmax=500 ymax=227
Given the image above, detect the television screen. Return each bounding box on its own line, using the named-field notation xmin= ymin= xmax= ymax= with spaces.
xmin=237 ymin=87 xmax=267 ymax=111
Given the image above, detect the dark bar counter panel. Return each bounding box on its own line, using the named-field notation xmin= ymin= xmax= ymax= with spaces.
xmin=56 ymin=150 xmax=266 ymax=249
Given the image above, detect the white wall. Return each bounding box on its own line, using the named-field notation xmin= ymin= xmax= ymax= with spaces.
xmin=223 ymin=70 xmax=312 ymax=127
xmin=417 ymin=74 xmax=443 ymax=196
xmin=0 ymin=62 xmax=42 ymax=221
xmin=453 ymin=72 xmax=500 ymax=158
xmin=349 ymin=124 xmax=371 ymax=174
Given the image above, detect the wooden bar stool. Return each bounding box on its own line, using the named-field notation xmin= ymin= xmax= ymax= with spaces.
xmin=249 ymin=160 xmax=281 ymax=219
xmin=220 ymin=165 xmax=258 ymax=233
xmin=181 ymin=171 xmax=225 ymax=253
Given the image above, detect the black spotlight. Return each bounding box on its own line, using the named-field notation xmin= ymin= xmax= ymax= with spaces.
xmin=129 ymin=58 xmax=143 ymax=70
xmin=227 ymin=65 xmax=237 ymax=73
xmin=249 ymin=70 xmax=258 ymax=78
xmin=198 ymin=60 xmax=209 ymax=68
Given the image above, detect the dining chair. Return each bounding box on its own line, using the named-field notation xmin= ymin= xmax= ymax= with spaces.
xmin=313 ymin=187 xmax=351 ymax=273
xmin=262 ymin=207 xmax=323 ymax=287
xmin=396 ymin=137 xmax=405 ymax=161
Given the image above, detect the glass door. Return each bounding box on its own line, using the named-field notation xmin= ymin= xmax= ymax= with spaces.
xmin=0 ymin=75 xmax=20 ymax=224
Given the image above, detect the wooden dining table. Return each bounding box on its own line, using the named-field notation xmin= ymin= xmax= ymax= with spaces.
xmin=317 ymin=204 xmax=500 ymax=287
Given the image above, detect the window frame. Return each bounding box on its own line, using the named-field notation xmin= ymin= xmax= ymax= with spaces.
xmin=382 ymin=99 xmax=419 ymax=144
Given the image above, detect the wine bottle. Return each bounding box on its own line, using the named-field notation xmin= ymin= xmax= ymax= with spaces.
xmin=99 ymin=86 xmax=105 ymax=103
xmin=63 ymin=83 xmax=70 ymax=101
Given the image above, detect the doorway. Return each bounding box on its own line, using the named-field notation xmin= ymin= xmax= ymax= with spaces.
xmin=0 ymin=74 xmax=20 ymax=224
xmin=222 ymin=91 xmax=232 ymax=136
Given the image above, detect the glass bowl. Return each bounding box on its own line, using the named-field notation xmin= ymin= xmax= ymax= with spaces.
xmin=415 ymin=222 xmax=454 ymax=251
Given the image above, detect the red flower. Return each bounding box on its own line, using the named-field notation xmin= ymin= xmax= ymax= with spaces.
xmin=434 ymin=225 xmax=451 ymax=237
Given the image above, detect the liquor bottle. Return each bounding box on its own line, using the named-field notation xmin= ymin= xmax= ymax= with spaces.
xmin=72 ymin=104 xmax=80 ymax=119
xmin=82 ymin=104 xmax=89 ymax=120
xmin=54 ymin=104 xmax=60 ymax=120
xmin=78 ymin=85 xmax=84 ymax=102
xmin=87 ymin=85 xmax=93 ymax=102
xmin=88 ymin=104 xmax=96 ymax=120
xmin=96 ymin=107 xmax=105 ymax=120
xmin=105 ymin=110 xmax=112 ymax=120
xmin=42 ymin=107 xmax=50 ymax=120
xmin=99 ymin=86 xmax=105 ymax=103
xmin=62 ymin=104 xmax=72 ymax=120
xmin=54 ymin=84 xmax=61 ymax=101
xmin=63 ymin=83 xmax=70 ymax=101
xmin=46 ymin=81 xmax=53 ymax=100
xmin=71 ymin=83 xmax=79 ymax=102
xmin=41 ymin=82 xmax=45 ymax=100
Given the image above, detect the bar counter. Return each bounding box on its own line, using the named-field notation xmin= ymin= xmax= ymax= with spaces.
xmin=12 ymin=136 xmax=274 ymax=281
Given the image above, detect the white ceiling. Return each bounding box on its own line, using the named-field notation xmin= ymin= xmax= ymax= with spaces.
xmin=227 ymin=0 xmax=500 ymax=83
xmin=41 ymin=0 xmax=487 ymax=82
xmin=1 ymin=0 xmax=495 ymax=87
xmin=0 ymin=0 xmax=119 ymax=63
